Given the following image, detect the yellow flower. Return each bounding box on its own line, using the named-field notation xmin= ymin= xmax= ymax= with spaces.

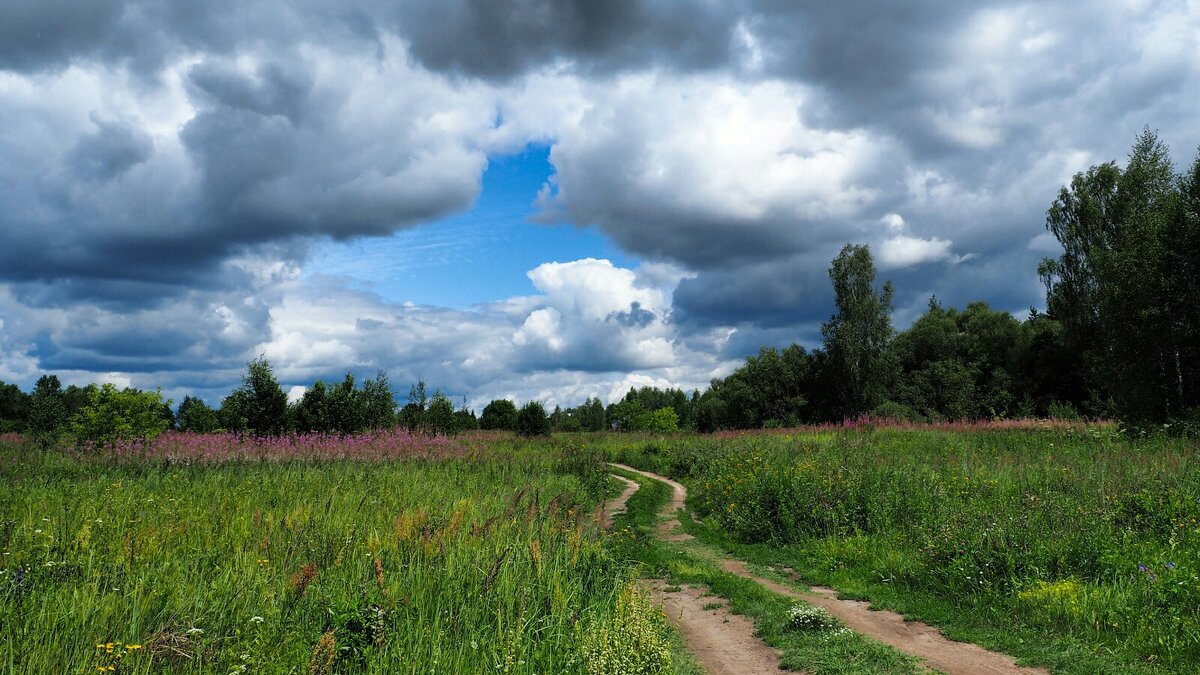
xmin=128 ymin=644 xmax=142 ymax=650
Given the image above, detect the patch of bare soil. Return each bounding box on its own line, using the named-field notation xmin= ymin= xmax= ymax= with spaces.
xmin=643 ymin=579 xmax=788 ymax=674
xmin=612 ymin=464 xmax=1049 ymax=675
xmin=594 ymin=474 xmax=640 ymax=529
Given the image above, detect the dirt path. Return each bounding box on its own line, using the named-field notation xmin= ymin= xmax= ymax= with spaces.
xmin=603 ymin=466 xmax=788 ymax=673
xmin=643 ymin=579 xmax=786 ymax=674
xmin=610 ymin=463 xmax=1049 ymax=675
xmin=593 ymin=474 xmax=640 ymax=528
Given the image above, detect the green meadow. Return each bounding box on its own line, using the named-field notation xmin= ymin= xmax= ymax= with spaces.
xmin=0 ymin=438 xmax=673 ymax=674
xmin=604 ymin=424 xmax=1200 ymax=673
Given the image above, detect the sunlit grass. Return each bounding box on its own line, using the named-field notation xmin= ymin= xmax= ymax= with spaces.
xmin=0 ymin=438 xmax=672 ymax=673
xmin=605 ymin=426 xmax=1200 ymax=671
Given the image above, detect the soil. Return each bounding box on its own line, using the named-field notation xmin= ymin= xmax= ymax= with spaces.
xmin=643 ymin=579 xmax=788 ymax=674
xmin=594 ymin=474 xmax=640 ymax=529
xmin=608 ymin=463 xmax=1050 ymax=675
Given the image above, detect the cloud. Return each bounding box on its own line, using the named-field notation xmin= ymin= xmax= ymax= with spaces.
xmin=396 ymin=0 xmax=740 ymax=79
xmin=537 ymin=73 xmax=894 ymax=268
xmin=3 ymin=0 xmax=1200 ymax=404
xmin=874 ymin=213 xmax=973 ymax=269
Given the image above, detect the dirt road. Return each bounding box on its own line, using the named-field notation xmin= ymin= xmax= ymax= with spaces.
xmin=608 ymin=463 xmax=1049 ymax=675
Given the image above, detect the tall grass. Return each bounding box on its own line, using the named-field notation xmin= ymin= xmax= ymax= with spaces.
xmin=605 ymin=426 xmax=1200 ymax=669
xmin=0 ymin=437 xmax=669 ymax=673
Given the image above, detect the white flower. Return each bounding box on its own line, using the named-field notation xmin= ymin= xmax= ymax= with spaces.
xmin=186 ymin=627 xmax=204 ymax=635
xmin=250 ymin=616 xmax=264 ymax=624
xmin=786 ymin=604 xmax=837 ymax=631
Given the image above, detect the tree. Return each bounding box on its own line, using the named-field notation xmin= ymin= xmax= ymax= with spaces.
xmin=398 ymin=380 xmax=428 ymax=432
xmin=327 ymin=373 xmax=365 ymax=434
xmin=220 ymin=357 xmax=288 ymax=436
xmin=426 ymin=392 xmax=456 ymax=436
xmin=360 ymin=370 xmax=396 ymax=430
xmin=178 ymin=396 xmax=221 ymax=433
xmin=453 ymin=397 xmax=478 ymax=433
xmin=69 ymin=384 xmax=172 ymax=446
xmin=480 ymin=399 xmax=518 ymax=431
xmin=578 ymin=397 xmax=607 ymax=432
xmin=28 ymin=375 xmax=67 ymax=447
xmin=515 ymin=401 xmax=551 ymax=437
xmin=1042 ymin=129 xmax=1200 ymax=422
xmin=0 ymin=381 xmax=30 ymax=433
xmin=293 ymin=380 xmax=332 ymax=433
xmin=821 ymin=244 xmax=896 ymax=418
xmin=648 ymin=406 xmax=679 ymax=433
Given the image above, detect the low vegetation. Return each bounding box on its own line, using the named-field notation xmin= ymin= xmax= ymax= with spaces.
xmin=606 ymin=424 xmax=1200 ymax=672
xmin=0 ymin=435 xmax=675 ymax=673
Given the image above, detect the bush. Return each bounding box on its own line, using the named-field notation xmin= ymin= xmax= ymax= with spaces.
xmin=480 ymin=399 xmax=518 ymax=431
xmin=69 ymin=383 xmax=172 ymax=446
xmin=515 ymin=401 xmax=551 ymax=437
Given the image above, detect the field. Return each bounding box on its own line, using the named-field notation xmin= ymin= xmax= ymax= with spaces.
xmin=0 ymin=433 xmax=675 ymax=674
xmin=604 ymin=423 xmax=1200 ymax=673
xmin=4 ymin=424 xmax=1199 ymax=674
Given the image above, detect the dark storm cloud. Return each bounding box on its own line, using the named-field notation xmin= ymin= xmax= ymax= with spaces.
xmin=66 ymin=116 xmax=155 ymax=181
xmin=0 ymin=0 xmax=124 ymax=72
xmin=398 ymin=0 xmax=741 ymax=79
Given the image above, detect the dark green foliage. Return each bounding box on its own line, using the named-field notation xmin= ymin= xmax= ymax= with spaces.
xmin=425 ymin=392 xmax=456 ymax=436
xmin=0 ymin=380 xmax=30 ymax=432
xmin=177 ymin=396 xmax=221 ymax=433
xmin=398 ymin=380 xmax=428 ymax=432
xmin=822 ymin=243 xmax=896 ymax=418
xmin=220 ymin=357 xmax=288 ymax=436
xmin=290 ymin=372 xmax=397 ymax=435
xmin=453 ymin=398 xmax=478 ymax=432
xmin=514 ymin=400 xmax=551 ymax=437
xmin=480 ymin=398 xmax=518 ymax=431
xmin=27 ymin=375 xmax=67 ymax=447
xmin=359 ymin=371 xmax=396 ymax=430
xmin=1042 ymin=129 xmax=1200 ymax=424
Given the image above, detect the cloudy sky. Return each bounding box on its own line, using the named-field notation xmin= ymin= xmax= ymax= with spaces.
xmin=2 ymin=0 xmax=1198 ymax=409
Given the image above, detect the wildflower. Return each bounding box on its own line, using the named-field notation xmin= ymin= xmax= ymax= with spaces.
xmin=1137 ymin=563 xmax=1148 ymax=573
xmin=250 ymin=616 xmax=264 ymax=624
xmin=289 ymin=562 xmax=318 ymax=597
xmin=1166 ymin=562 xmax=1177 ymax=570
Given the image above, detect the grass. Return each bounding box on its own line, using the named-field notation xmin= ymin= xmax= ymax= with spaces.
xmin=0 ymin=437 xmax=674 ymax=674
xmin=608 ymin=467 xmax=924 ymax=674
xmin=604 ymin=424 xmax=1200 ymax=673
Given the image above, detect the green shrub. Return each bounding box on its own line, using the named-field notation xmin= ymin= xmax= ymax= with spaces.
xmin=515 ymin=401 xmax=551 ymax=437
xmin=68 ymin=383 xmax=171 ymax=446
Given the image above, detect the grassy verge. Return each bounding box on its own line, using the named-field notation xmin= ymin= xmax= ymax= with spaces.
xmin=608 ymin=467 xmax=923 ymax=674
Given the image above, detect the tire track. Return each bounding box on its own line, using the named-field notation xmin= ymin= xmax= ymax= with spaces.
xmin=610 ymin=463 xmax=1049 ymax=675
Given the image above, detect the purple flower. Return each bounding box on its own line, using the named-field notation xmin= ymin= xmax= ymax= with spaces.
xmin=1165 ymin=562 xmax=1176 ymax=570
xmin=1138 ymin=563 xmax=1148 ymax=572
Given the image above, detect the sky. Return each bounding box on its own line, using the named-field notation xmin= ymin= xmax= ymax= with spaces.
xmin=1 ymin=0 xmax=1199 ymax=410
